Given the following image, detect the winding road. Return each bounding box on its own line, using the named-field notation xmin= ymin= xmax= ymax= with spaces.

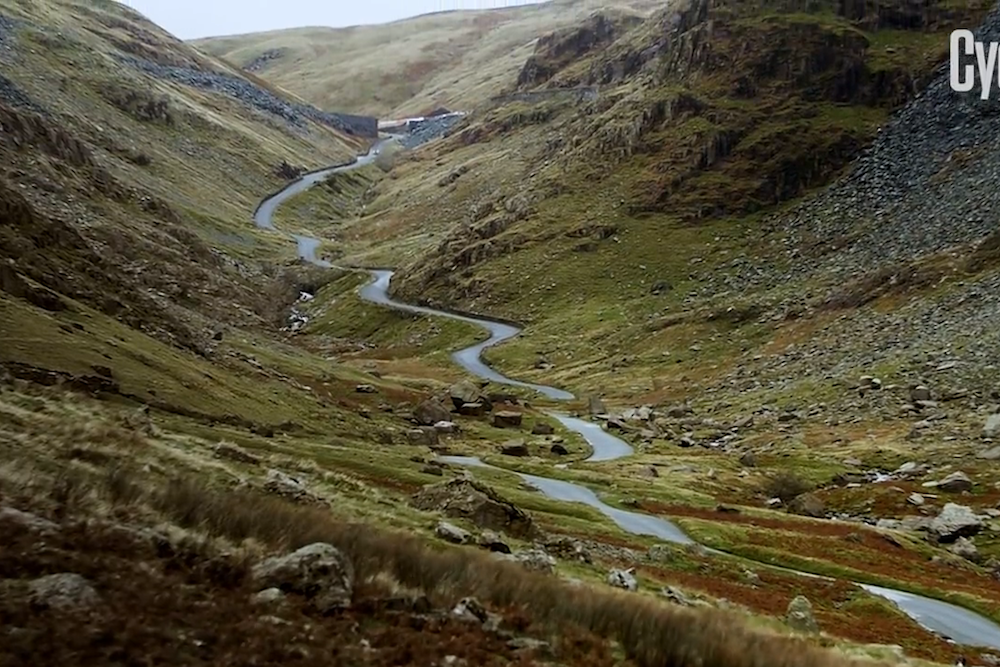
xmin=253 ymin=141 xmax=1000 ymax=653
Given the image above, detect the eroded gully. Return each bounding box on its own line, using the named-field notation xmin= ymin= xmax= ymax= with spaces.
xmin=253 ymin=143 xmax=1000 ymax=651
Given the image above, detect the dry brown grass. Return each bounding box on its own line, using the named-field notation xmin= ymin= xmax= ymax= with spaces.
xmin=146 ymin=477 xmax=878 ymax=667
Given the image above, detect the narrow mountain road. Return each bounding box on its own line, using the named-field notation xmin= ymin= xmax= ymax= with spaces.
xmin=252 ymin=142 xmax=1000 ymax=652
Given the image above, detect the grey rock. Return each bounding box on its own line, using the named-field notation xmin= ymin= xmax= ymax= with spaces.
xmin=985 ymin=414 xmax=1000 ymax=438
xmin=435 ymin=521 xmax=471 ymax=544
xmin=661 ymin=585 xmax=693 ymax=605
xmin=499 ymin=439 xmax=529 ymax=456
xmin=251 ymin=543 xmax=353 ymax=612
xmin=607 ymin=567 xmax=638 ymax=591
xmin=950 ymin=536 xmax=982 ymax=563
xmin=931 ymin=503 xmax=984 ymax=542
xmin=492 ymin=411 xmax=522 ymax=428
xmin=937 ymin=471 xmax=973 ymax=493
xmin=415 ymin=399 xmax=452 ymax=426
xmin=0 ymin=507 xmax=59 ymax=535
xmin=406 ymin=427 xmax=439 ymax=447
xmin=452 ymin=597 xmax=488 ymax=623
xmin=434 ymin=421 xmax=458 ymax=434
xmin=785 ymin=595 xmax=819 ymax=633
xmin=29 ymin=573 xmax=99 ymax=610
xmin=514 ymin=549 xmax=556 ymax=573
xmin=531 ymin=422 xmax=555 ymax=435
xmin=251 ymin=588 xmax=286 ymax=606
xmin=263 ymin=469 xmax=323 ymax=505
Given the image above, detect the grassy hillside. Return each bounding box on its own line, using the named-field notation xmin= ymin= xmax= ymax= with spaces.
xmin=191 ymin=0 xmax=664 ymax=117
xmin=5 ymin=0 xmax=1000 ymax=663
xmin=264 ymin=0 xmax=1000 ymax=659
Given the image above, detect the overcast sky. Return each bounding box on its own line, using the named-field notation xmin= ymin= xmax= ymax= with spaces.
xmin=118 ymin=1 xmax=546 ymax=39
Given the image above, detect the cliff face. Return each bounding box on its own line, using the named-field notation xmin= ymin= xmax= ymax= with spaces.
xmin=515 ymin=11 xmax=644 ymax=90
xmin=385 ymin=0 xmax=994 ymax=310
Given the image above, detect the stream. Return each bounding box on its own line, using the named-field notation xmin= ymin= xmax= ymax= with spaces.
xmin=253 ymin=142 xmax=1000 ymax=652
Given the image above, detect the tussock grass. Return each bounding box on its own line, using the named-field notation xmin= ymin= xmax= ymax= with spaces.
xmin=148 ymin=477 xmax=875 ymax=667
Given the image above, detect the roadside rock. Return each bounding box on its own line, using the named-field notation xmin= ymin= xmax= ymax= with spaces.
xmin=531 ymin=422 xmax=555 ymax=435
xmin=493 ymin=411 xmax=522 ymax=428
xmin=500 ymin=439 xmax=529 ymax=457
xmin=251 ymin=543 xmax=353 ymax=613
xmin=410 ymin=477 xmax=536 ymax=538
xmin=435 ymin=521 xmax=472 ymax=544
xmin=550 ymin=443 xmax=569 ymax=455
xmin=739 ymin=451 xmax=756 ymax=467
xmin=450 ymin=381 xmax=492 ymax=412
xmin=937 ymin=471 xmax=973 ymax=493
xmin=588 ymin=395 xmax=608 ymax=415
xmin=29 ymin=573 xmax=99 ymax=610
xmin=931 ymin=503 xmax=983 ymax=542
xmin=785 ymin=595 xmax=819 ymax=633
xmin=415 ymin=399 xmax=453 ymax=426
xmin=607 ymin=567 xmax=638 ymax=591
xmin=355 ymin=384 xmax=378 ymax=394
xmin=907 ymin=493 xmax=925 ymax=506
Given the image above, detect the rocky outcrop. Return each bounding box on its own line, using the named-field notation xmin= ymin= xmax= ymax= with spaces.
xmin=410 ymin=477 xmax=536 ymax=539
xmin=516 ymin=11 xmax=642 ymax=89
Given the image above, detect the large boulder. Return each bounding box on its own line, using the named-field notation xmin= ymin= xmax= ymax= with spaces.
xmin=450 ymin=381 xmax=492 ymax=412
xmin=785 ymin=595 xmax=819 ymax=632
xmin=493 ymin=411 xmax=523 ymax=428
xmin=29 ymin=573 xmax=99 ymax=610
xmin=410 ymin=477 xmax=536 ymax=538
xmin=930 ymin=503 xmax=983 ymax=543
xmin=500 ymin=439 xmax=529 ymax=457
xmin=415 ymin=399 xmax=453 ymax=426
xmin=937 ymin=471 xmax=973 ymax=493
xmin=251 ymin=543 xmax=353 ymax=613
